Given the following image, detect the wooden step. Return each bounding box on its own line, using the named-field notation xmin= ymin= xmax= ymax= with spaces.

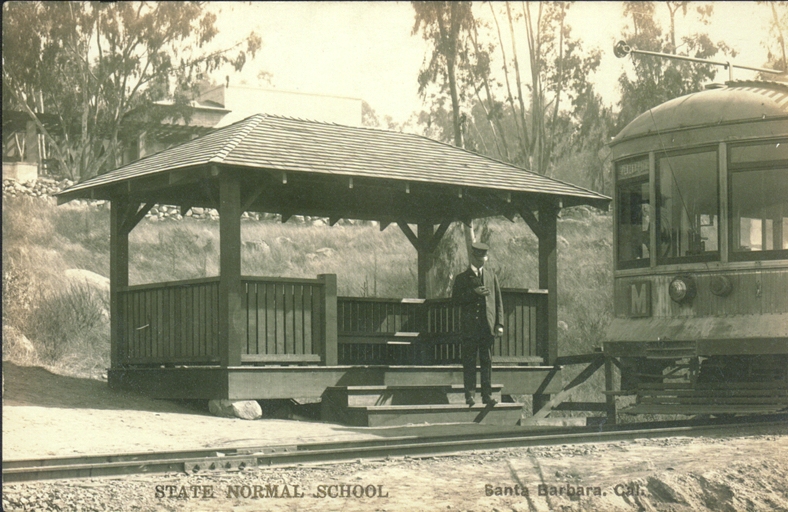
xmin=638 ymin=396 xmax=788 ymax=405
xmin=638 ymin=388 xmax=788 ymax=397
xmin=323 ymin=384 xmax=504 ymax=407
xmin=638 ymin=381 xmax=788 ymax=390
xmin=621 ymin=404 xmax=787 ymax=415
xmin=358 ymin=402 xmax=524 ymax=427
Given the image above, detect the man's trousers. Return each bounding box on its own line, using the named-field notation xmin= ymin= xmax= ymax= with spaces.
xmin=461 ymin=335 xmax=493 ymax=400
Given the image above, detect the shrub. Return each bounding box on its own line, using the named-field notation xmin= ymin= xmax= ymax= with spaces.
xmin=24 ymin=282 xmax=110 ymax=373
xmin=2 ymin=253 xmax=37 ymax=328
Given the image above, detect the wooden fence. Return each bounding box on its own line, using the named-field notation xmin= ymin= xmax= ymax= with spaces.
xmin=337 ymin=289 xmax=547 ymax=366
xmin=118 ymin=276 xmax=545 ymax=367
xmin=119 ymin=277 xmax=221 ymax=365
xmin=240 ymin=276 xmax=324 ymax=364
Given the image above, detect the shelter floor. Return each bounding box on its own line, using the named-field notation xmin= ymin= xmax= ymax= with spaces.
xmin=2 ymin=362 xmax=531 ymax=461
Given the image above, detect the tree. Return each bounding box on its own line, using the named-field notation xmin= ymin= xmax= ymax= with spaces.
xmin=615 ymin=1 xmax=735 ymax=131
xmin=760 ymin=1 xmax=788 ymax=77
xmin=412 ymin=1 xmax=480 ymax=285
xmin=2 ymin=2 xmax=261 ymax=181
xmin=412 ymin=1 xmax=474 ymax=149
xmin=442 ymin=2 xmax=601 ymax=179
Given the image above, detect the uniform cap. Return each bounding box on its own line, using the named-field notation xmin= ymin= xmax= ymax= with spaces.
xmin=471 ymin=242 xmax=489 ymax=253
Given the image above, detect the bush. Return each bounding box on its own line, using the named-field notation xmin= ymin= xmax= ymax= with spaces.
xmin=2 ymin=253 xmax=37 ymax=329
xmin=24 ymin=282 xmax=110 ymax=373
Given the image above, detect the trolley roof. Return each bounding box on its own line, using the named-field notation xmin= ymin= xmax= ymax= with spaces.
xmin=613 ymin=81 xmax=788 ymax=142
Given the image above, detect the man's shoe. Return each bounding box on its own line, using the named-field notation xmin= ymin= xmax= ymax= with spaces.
xmin=465 ymin=396 xmax=476 ymax=407
xmin=482 ymin=396 xmax=497 ymax=406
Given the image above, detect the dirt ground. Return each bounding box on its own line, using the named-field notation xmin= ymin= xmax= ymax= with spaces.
xmin=3 ymin=361 xmax=788 ymax=511
xmin=1 ymin=362 xmax=383 ymax=460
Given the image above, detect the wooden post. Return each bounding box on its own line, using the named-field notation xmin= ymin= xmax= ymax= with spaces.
xmin=219 ymin=175 xmax=243 ymax=367
xmin=319 ymin=273 xmax=338 ymax=366
xmin=538 ymin=204 xmax=559 ymax=366
xmin=533 ymin=203 xmax=559 ymax=415
xmin=417 ymin=222 xmax=435 ymax=299
xmin=605 ymin=356 xmax=617 ymax=424
xmin=109 ymin=197 xmax=130 ymax=370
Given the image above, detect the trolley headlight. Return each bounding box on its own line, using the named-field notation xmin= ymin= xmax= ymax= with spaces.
xmin=668 ymin=275 xmax=696 ymax=303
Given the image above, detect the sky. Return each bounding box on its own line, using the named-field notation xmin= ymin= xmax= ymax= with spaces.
xmin=209 ymin=2 xmax=777 ymax=126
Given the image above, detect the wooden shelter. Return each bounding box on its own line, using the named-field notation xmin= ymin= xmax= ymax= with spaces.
xmin=57 ymin=114 xmax=609 ymax=423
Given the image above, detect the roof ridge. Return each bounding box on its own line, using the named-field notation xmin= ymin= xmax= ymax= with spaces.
xmin=262 ymin=112 xmax=416 ymax=137
xmin=209 ymin=114 xmax=267 ymax=163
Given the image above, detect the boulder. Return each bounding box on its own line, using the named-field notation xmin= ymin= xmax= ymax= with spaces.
xmin=242 ymin=239 xmax=271 ymax=254
xmin=64 ymin=269 xmax=110 ymax=294
xmin=208 ymin=399 xmax=262 ymax=420
xmin=232 ymin=400 xmax=263 ymax=420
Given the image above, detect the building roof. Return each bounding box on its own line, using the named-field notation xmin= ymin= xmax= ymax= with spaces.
xmin=57 ymin=114 xmax=609 ymax=223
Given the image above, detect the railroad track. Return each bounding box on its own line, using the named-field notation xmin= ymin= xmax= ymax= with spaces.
xmin=4 ymin=413 xmax=787 ymax=483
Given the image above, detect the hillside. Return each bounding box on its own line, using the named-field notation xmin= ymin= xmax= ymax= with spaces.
xmin=2 ymin=178 xmax=613 ymax=379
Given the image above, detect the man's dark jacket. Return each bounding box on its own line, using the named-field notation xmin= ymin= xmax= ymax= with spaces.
xmin=451 ymin=266 xmax=504 ymax=340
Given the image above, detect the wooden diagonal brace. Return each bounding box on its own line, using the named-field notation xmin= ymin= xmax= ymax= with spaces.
xmin=121 ymin=202 xmax=154 ymax=234
xmin=519 ymin=208 xmax=544 ymax=239
xmin=525 ymin=355 xmax=605 ymax=424
xmin=241 ymin=183 xmax=267 ymax=212
xmin=425 ymin=219 xmax=453 ymax=253
xmin=397 ymin=221 xmax=421 ymax=251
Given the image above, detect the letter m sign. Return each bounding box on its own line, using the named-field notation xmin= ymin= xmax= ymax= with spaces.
xmin=628 ymin=281 xmax=651 ymax=317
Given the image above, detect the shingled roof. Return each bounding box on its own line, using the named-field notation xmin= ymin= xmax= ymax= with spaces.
xmin=57 ymin=114 xmax=609 ymax=222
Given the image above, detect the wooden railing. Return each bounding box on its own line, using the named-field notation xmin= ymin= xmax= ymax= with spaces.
xmin=118 ymin=276 xmax=328 ymax=366
xmin=118 ymin=277 xmax=545 ymax=368
xmin=241 ymin=276 xmax=325 ymax=364
xmin=118 ymin=277 xmax=221 ymax=365
xmin=337 ymin=289 xmax=547 ymax=366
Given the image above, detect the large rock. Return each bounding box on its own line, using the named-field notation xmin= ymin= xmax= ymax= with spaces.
xmin=208 ymin=399 xmax=262 ymax=420
xmin=64 ymin=269 xmax=110 ymax=294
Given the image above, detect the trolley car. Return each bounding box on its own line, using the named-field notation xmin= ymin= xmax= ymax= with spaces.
xmin=604 ymin=73 xmax=788 ymax=415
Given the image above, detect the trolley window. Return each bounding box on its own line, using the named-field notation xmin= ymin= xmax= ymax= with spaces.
xmin=657 ymin=150 xmax=719 ymax=263
xmin=616 ymin=156 xmax=650 ymax=269
xmin=730 ymin=140 xmax=788 ymax=260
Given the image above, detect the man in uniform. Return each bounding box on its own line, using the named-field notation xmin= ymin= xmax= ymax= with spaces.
xmin=451 ymin=242 xmax=504 ymax=407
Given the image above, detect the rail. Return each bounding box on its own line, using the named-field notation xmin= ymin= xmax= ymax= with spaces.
xmin=4 ymin=413 xmax=785 ymax=482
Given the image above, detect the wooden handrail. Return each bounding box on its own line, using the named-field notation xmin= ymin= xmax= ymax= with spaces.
xmin=242 ymin=275 xmax=324 ymax=285
xmin=120 ymin=276 xmax=220 ymax=292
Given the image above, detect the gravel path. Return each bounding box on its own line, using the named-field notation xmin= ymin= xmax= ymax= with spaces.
xmin=4 ymin=427 xmax=788 ymax=511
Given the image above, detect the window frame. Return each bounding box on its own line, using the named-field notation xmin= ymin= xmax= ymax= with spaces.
xmin=655 ymin=146 xmax=721 ymax=265
xmin=615 ymin=155 xmax=651 ymax=270
xmin=728 ymin=138 xmax=788 ymax=262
